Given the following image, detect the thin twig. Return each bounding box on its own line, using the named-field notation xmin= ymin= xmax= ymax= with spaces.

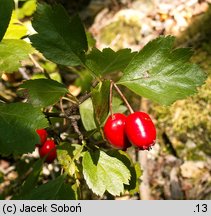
xmin=63 ymin=96 xmax=78 ymax=104
xmin=109 ymin=81 xmax=114 ymax=117
xmin=71 ymin=118 xmax=83 ymax=140
xmin=29 ymin=54 xmax=51 ymax=79
xmin=66 ymin=94 xmax=79 ymax=104
xmin=60 ymin=98 xmax=67 ymax=126
xmin=29 ymin=54 xmax=44 ymax=72
xmin=113 ymin=82 xmax=134 ymax=113
xmin=19 ymin=68 xmax=30 ymax=80
xmin=0 ymin=95 xmax=10 ymax=103
xmin=43 ymin=112 xmax=80 ymax=120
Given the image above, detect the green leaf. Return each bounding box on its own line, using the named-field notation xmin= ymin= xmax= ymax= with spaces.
xmin=129 ymin=162 xmax=142 ymax=194
xmin=86 ymin=31 xmax=96 ymax=51
xmin=19 ymin=175 xmax=76 ymax=200
xmin=79 ymin=96 xmax=126 ymax=131
xmin=82 ymin=150 xmax=131 ymax=196
xmin=118 ymin=36 xmax=206 ymax=105
xmin=85 ymin=48 xmax=137 ymax=75
xmin=0 ymin=0 xmax=14 ymax=41
xmin=30 ymin=3 xmax=88 ymax=66
xmin=20 ymin=159 xmax=43 ymax=194
xmin=0 ymin=102 xmax=48 ymax=155
xmin=57 ymin=143 xmax=83 ymax=176
xmin=107 ymin=150 xmax=142 ymax=194
xmin=20 ymin=79 xmax=68 ymax=107
xmin=91 ymin=81 xmax=110 ymax=127
xmin=0 ymin=39 xmax=33 ymax=75
xmin=4 ymin=12 xmax=28 ymax=39
xmin=13 ymin=159 xmax=43 ymax=199
xmin=79 ymin=98 xmax=96 ymax=131
xmin=16 ymin=159 xmax=35 ymax=178
xmin=74 ymin=69 xmax=93 ymax=93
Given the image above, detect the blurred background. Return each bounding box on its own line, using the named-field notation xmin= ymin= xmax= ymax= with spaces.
xmin=1 ymin=0 xmax=211 ymax=199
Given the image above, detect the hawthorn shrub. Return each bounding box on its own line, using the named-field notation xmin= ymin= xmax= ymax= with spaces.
xmin=0 ymin=0 xmax=207 ymax=199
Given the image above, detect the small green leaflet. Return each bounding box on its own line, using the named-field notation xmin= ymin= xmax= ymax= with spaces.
xmin=82 ymin=150 xmax=131 ymax=196
xmin=30 ymin=3 xmax=88 ymax=66
xmin=0 ymin=39 xmax=33 ymax=75
xmin=0 ymin=0 xmax=14 ymax=41
xmin=0 ymin=103 xmax=48 ymax=155
xmin=91 ymin=81 xmax=110 ymax=127
xmin=118 ymin=36 xmax=206 ymax=105
xmin=85 ymin=48 xmax=137 ymax=75
xmin=19 ymin=175 xmax=76 ymax=200
xmin=79 ymin=98 xmax=96 ymax=131
xmin=57 ymin=143 xmax=83 ymax=176
xmin=20 ymin=79 xmax=68 ymax=107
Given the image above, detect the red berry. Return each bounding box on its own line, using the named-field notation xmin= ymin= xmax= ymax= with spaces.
xmin=104 ymin=113 xmax=130 ymax=149
xmin=36 ymin=129 xmax=48 ymax=145
xmin=125 ymin=112 xmax=156 ymax=150
xmin=38 ymin=139 xmax=57 ymax=163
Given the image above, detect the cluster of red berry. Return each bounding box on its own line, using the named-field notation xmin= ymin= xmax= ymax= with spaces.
xmin=104 ymin=112 xmax=156 ymax=150
xmin=36 ymin=129 xmax=57 ymax=163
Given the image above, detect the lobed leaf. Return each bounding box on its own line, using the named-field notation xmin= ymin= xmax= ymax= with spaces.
xmin=0 ymin=102 xmax=48 ymax=155
xmin=118 ymin=36 xmax=206 ymax=105
xmin=82 ymin=150 xmax=131 ymax=196
xmin=30 ymin=3 xmax=88 ymax=66
xmin=85 ymin=48 xmax=137 ymax=75
xmin=20 ymin=79 xmax=68 ymax=107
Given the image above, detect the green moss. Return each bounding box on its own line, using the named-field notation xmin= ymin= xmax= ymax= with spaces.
xmin=99 ymin=18 xmax=141 ymax=50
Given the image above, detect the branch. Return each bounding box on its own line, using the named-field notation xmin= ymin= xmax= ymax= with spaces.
xmin=43 ymin=112 xmax=80 ymax=120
